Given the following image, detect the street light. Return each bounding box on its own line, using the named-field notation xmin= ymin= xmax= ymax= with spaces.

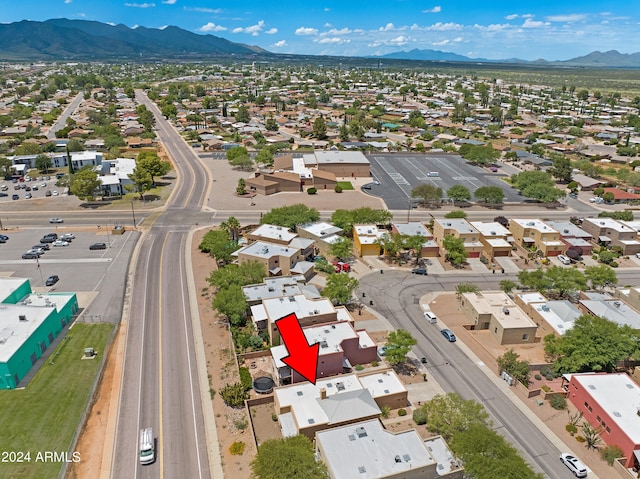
xmin=130 ymin=200 xmax=137 ymax=228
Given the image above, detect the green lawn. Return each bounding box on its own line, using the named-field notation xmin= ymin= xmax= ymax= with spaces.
xmin=336 ymin=181 xmax=354 ymax=190
xmin=0 ymin=323 xmax=114 ymax=478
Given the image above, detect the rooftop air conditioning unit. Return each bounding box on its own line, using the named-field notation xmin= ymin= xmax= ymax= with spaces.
xmin=18 ymin=315 xmax=27 ymax=321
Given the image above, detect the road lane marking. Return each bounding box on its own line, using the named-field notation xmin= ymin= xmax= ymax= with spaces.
xmin=157 ymin=233 xmax=170 ymax=479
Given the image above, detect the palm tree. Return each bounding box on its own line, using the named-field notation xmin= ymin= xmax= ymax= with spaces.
xmin=220 ymin=216 xmax=241 ymax=243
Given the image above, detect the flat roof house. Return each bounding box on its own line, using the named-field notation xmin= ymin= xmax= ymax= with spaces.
xmin=432 ymin=219 xmax=483 ymax=258
xmin=581 ymin=217 xmax=640 ymax=255
xmin=297 ymin=222 xmax=344 ymax=255
xmin=566 ymin=373 xmax=640 ymax=469
xmin=545 ymin=220 xmax=593 ymax=256
xmin=469 ymin=221 xmax=513 ymax=259
xmin=391 ymin=222 xmax=439 ymax=258
xmin=514 ymin=292 xmax=582 ymax=337
xmin=509 ymin=219 xmax=565 ymax=257
xmin=353 ymin=225 xmax=386 ymax=257
xmin=460 ymin=291 xmax=537 ymax=344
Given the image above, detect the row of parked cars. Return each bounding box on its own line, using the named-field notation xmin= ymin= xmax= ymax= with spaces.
xmin=22 ymin=232 xmax=75 ymax=259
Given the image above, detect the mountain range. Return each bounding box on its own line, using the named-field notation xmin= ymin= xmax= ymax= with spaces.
xmin=0 ymin=19 xmax=639 ymax=68
xmin=0 ymin=19 xmax=267 ymax=60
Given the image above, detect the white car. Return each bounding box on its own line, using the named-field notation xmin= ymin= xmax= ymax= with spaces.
xmin=49 ymin=217 xmax=64 ymax=224
xmin=557 ymin=254 xmax=571 ymax=265
xmin=423 ymin=311 xmax=438 ymax=324
xmin=52 ymin=190 xmax=59 ymax=196
xmin=560 ymin=453 xmax=587 ymax=478
xmin=53 ymin=240 xmax=69 ymax=247
xmin=61 ymin=233 xmax=75 ymax=241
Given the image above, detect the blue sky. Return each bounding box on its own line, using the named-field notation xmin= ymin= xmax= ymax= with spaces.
xmin=1 ymin=1 xmax=639 ymax=60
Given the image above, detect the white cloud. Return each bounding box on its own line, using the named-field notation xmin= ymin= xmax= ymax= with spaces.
xmin=64 ymin=0 xmax=72 ymax=4
xmin=379 ymin=22 xmax=396 ymax=31
xmin=390 ymin=35 xmax=409 ymax=45
xmin=324 ymin=22 xmax=332 ymax=27
xmin=124 ymin=2 xmax=155 ymax=7
xmin=427 ymin=22 xmax=463 ymax=31
xmin=272 ymin=40 xmax=287 ymax=47
xmin=161 ymin=0 xmax=176 ymax=4
xmin=184 ymin=7 xmax=221 ymax=13
xmin=265 ymin=28 xmax=278 ymax=34
xmin=314 ymin=37 xmax=351 ymax=44
xmin=545 ymin=14 xmax=587 ymax=22
xmin=422 ymin=6 xmax=442 ymax=13
xmin=295 ymin=26 xmax=318 ymax=35
xmin=232 ymin=20 xmax=265 ymax=36
xmin=198 ymin=22 xmax=227 ymax=32
xmin=432 ymin=39 xmax=450 ymax=46
xmin=521 ymin=14 xmax=534 ymax=19
xmin=522 ymin=18 xmax=548 ymax=28
xmin=475 ymin=23 xmax=511 ymax=32
xmin=323 ymin=27 xmax=352 ymax=36
xmin=324 ymin=7 xmax=330 ymax=12
xmin=505 ymin=14 xmax=518 ymax=20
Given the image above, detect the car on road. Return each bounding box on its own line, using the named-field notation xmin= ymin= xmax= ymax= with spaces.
xmin=89 ymin=242 xmax=107 ymax=250
xmin=424 ymin=311 xmax=437 ymax=323
xmin=411 ymin=267 xmax=428 ymax=275
xmin=362 ymin=184 xmax=372 ymax=190
xmin=40 ymin=236 xmax=56 ymax=243
xmin=0 ymin=234 xmax=9 ymax=241
xmin=22 ymin=251 xmax=41 ymax=259
xmin=53 ymin=240 xmax=69 ymax=247
xmin=45 ymin=275 xmax=59 ymax=286
xmin=560 ymin=453 xmax=587 ymax=477
xmin=441 ymin=328 xmax=456 ymax=342
xmin=373 ymin=179 xmax=380 ymax=185
xmin=49 ymin=217 xmax=63 ymax=223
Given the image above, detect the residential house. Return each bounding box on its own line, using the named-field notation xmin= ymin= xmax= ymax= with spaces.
xmin=508 ymin=219 xmax=565 ymax=256
xmin=241 ymin=276 xmax=315 ymax=306
xmin=432 ymin=219 xmax=483 ymax=258
xmin=545 ymin=221 xmax=593 ymax=256
xmin=581 ymin=217 xmax=640 ymax=255
xmin=316 ymin=419 xmax=463 ymax=479
xmin=514 ymin=292 xmax=582 ymax=337
xmin=578 ymin=296 xmax=640 ymax=329
xmin=353 ymin=225 xmax=385 ymax=257
xmin=469 ymin=221 xmax=513 ymax=259
xmin=271 ymin=321 xmax=377 ymax=384
xmin=390 ymin=222 xmax=439 ymax=258
xmin=297 ymin=222 xmax=344 ymax=256
xmin=460 ymin=291 xmax=537 ymax=344
xmin=566 ymin=373 xmax=640 ymax=469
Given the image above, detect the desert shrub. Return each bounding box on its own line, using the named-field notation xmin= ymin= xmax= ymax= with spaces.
xmin=413 ymin=405 xmax=428 ymax=425
xmin=540 ymin=384 xmax=551 ymax=392
xmin=271 ymin=413 xmax=278 ymax=422
xmin=334 ymin=185 xmax=343 ymax=193
xmin=398 ymin=408 xmax=407 ymax=417
xmin=239 ymin=367 xmax=253 ymax=391
xmin=235 ymin=418 xmax=248 ymax=430
xmin=576 ymin=435 xmax=586 ymax=443
xmin=566 ymin=423 xmax=578 ymax=435
xmin=550 ymin=395 xmax=567 ymax=410
xmin=220 ymin=382 xmax=249 ymax=408
xmin=229 ymin=441 xmax=246 ymax=456
xmin=380 ymin=405 xmax=391 ymax=419
xmin=600 ymin=445 xmax=624 ymax=465
xmin=355 ymin=364 xmax=364 ymax=371
xmin=534 ymin=374 xmax=542 ymax=381
xmin=372 ymin=360 xmax=379 ymax=367
xmin=307 ymin=187 xmax=317 ymax=195
xmin=610 ymin=261 xmax=619 ymax=268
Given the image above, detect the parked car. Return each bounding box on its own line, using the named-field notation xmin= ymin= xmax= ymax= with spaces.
xmin=52 ymin=190 xmax=59 ymax=196
xmin=0 ymin=184 xmax=7 ymax=191
xmin=560 ymin=453 xmax=587 ymax=478
xmin=25 ymin=193 xmax=32 ymax=199
xmin=441 ymin=329 xmax=456 ymax=342
xmin=333 ymin=261 xmax=351 ymax=273
xmin=89 ymin=242 xmax=107 ymax=250
xmin=362 ymin=184 xmax=372 ymax=190
xmin=12 ymin=194 xmax=19 ymax=200
xmin=0 ymin=234 xmax=9 ymax=241
xmin=49 ymin=217 xmax=64 ymax=223
xmin=35 ymin=243 xmax=50 ymax=250
xmin=40 ymin=182 xmax=46 ymax=187
xmin=411 ymin=267 xmax=428 ymax=275
xmin=45 ymin=190 xmax=52 ymax=197
xmin=22 ymin=251 xmax=41 ymax=259
xmin=0 ymin=192 xmax=7 ymax=197
xmin=61 ymin=233 xmax=75 ymax=241
xmin=30 ymin=246 xmax=45 ymax=254
xmin=53 ymin=240 xmax=69 ymax=247
xmin=45 ymin=275 xmax=59 ymax=286
xmin=557 ymin=254 xmax=571 ymax=265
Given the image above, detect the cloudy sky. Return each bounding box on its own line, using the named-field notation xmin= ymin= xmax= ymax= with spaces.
xmin=1 ymin=1 xmax=639 ymax=60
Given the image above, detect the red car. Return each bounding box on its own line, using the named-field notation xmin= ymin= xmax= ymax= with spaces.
xmin=333 ymin=261 xmax=351 ymax=273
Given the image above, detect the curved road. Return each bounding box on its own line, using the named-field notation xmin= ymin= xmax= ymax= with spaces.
xmin=356 ymin=270 xmax=632 ymax=479
xmin=111 ymin=90 xmax=214 ymax=479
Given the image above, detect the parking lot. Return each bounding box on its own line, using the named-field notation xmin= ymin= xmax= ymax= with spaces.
xmin=0 ymin=175 xmax=65 ymax=202
xmin=364 ymin=153 xmax=524 ymax=209
xmin=0 ymin=227 xmax=138 ymax=322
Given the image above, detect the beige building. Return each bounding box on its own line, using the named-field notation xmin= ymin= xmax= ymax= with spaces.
xmin=432 ymin=219 xmax=483 ymax=258
xmin=460 ymin=291 xmax=538 ymax=344
xmin=353 ymin=225 xmax=386 ymax=257
xmin=233 ymin=241 xmax=314 ymax=279
xmin=308 ymin=150 xmax=371 ymax=178
xmin=581 ymin=217 xmax=640 ymax=255
xmin=509 ymin=219 xmax=565 ymax=256
xmin=469 ymin=221 xmax=513 ymax=259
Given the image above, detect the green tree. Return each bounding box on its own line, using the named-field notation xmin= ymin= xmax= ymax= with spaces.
xmin=455 ymin=282 xmax=479 ymax=298
xmin=220 ymin=216 xmax=242 ymax=243
xmin=127 ymin=166 xmax=153 ymax=200
xmin=499 ymin=280 xmax=518 ymax=294
xmin=330 ymin=208 xmax=392 ymax=235
xmin=474 ymin=186 xmax=505 ymax=203
xmin=328 ymin=236 xmax=354 ymax=261
xmin=512 ymin=170 xmax=564 ymax=202
xmin=404 ymin=234 xmax=426 ymax=262
xmin=0 ymin=157 xmax=13 ymax=177
xmin=137 ymin=153 xmax=171 ymax=184
xmin=375 ymin=233 xmax=406 ymax=263
xmin=69 ymin=167 xmax=101 ymax=200
xmin=208 ymin=262 xmax=266 ymax=290
xmin=384 ymin=329 xmax=417 ymax=365
xmin=421 ymin=393 xmax=490 ymax=441
xmin=236 ymin=178 xmax=247 ymax=195
xmin=312 ymin=116 xmax=327 ymax=140
xmin=548 ymin=155 xmax=573 ymax=182
xmin=458 ymin=143 xmax=500 ymax=166
xmin=14 ymin=142 xmax=42 ymax=156
xmin=265 ymin=115 xmax=278 ymax=132
xmin=161 ymin=103 xmax=177 ymax=119
xmin=602 ymin=191 xmax=615 ymax=203
xmin=411 ymin=184 xmax=442 ymax=205
xmin=321 ymin=274 xmax=359 ymax=305
xmin=226 ymin=146 xmax=253 ymax=170
xmin=235 ymin=104 xmax=250 ymax=123
xmin=261 ymin=204 xmax=320 ymax=231
xmin=212 ymin=285 xmax=248 ymax=327
xmin=443 ymin=235 xmax=468 ymax=265
xmin=254 ymin=148 xmax=274 ymax=167
xmin=251 ymin=435 xmax=328 ymax=479
xmin=199 ymin=229 xmax=238 ymax=265
xmin=446 ymin=185 xmax=471 ymax=202
xmin=544 ymin=315 xmax=639 ymax=373
xmin=35 ymin=154 xmax=52 ymax=173
xmin=584 ymin=264 xmax=617 ymax=289
xmin=497 ymin=349 xmax=530 ymax=385
xmin=544 ymin=266 xmax=587 ymax=298
xmin=444 ymin=210 xmax=467 ymax=219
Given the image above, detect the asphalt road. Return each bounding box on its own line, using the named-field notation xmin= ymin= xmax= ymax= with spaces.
xmin=111 ymin=90 xmax=212 ymax=479
xmin=356 ymin=270 xmax=633 ymax=479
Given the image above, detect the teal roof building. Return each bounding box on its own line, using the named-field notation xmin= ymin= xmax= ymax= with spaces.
xmin=0 ymin=278 xmax=78 ymax=389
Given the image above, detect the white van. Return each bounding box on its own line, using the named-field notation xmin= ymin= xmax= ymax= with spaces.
xmin=427 ymin=172 xmax=439 ymax=177
xmin=139 ymin=427 xmax=155 ymax=465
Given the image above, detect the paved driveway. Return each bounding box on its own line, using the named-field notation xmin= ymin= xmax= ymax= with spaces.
xmin=365 ymin=153 xmax=524 ymax=209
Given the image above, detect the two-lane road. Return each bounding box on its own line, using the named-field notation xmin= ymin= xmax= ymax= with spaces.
xmin=111 ymin=91 xmax=213 ymax=479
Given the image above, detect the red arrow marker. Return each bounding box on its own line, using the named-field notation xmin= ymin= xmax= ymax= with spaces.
xmin=275 ymin=313 xmax=319 ymax=384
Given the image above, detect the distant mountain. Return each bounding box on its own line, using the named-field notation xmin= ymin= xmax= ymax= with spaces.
xmin=375 ymin=48 xmax=640 ymax=67
xmin=560 ymin=50 xmax=640 ymax=67
xmin=0 ymin=19 xmax=269 ymax=60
